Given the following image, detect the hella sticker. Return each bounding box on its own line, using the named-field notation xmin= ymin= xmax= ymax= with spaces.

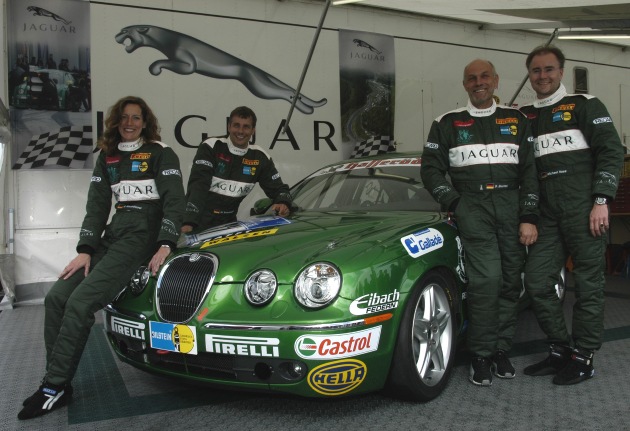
xmin=401 ymin=228 xmax=444 ymax=258
xmin=307 ymin=359 xmax=367 ymax=396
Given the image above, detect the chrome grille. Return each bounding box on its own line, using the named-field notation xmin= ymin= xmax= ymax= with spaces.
xmin=156 ymin=253 xmax=218 ymax=323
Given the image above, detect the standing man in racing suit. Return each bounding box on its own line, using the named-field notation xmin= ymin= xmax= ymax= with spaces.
xmin=421 ymin=59 xmax=539 ymax=386
xmin=182 ymin=106 xmax=292 ymax=233
xmin=19 ymin=96 xmax=186 ymax=420
xmin=521 ymin=45 xmax=624 ymax=385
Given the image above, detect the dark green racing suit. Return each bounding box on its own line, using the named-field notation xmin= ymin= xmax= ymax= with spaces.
xmin=184 ymin=136 xmax=292 ymax=231
xmin=43 ymin=139 xmax=186 ymax=385
xmin=521 ymin=83 xmax=624 ymax=351
xmin=421 ymin=100 xmax=539 ymax=359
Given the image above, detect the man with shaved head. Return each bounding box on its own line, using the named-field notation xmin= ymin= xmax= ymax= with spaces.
xmin=421 ymin=59 xmax=539 ymax=386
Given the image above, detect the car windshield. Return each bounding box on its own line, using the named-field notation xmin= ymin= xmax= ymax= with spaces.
xmin=290 ymin=156 xmax=441 ymax=212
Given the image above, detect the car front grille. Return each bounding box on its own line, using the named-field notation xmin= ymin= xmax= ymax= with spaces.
xmin=156 ymin=252 xmax=218 ymax=323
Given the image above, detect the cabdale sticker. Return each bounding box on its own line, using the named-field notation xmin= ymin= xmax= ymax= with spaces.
xmin=205 ymin=334 xmax=280 ymax=357
xmin=313 ymin=157 xmax=421 ymax=177
xmin=111 ymin=316 xmax=145 ymax=340
xmin=307 ymin=359 xmax=367 ymax=396
xmin=149 ymin=321 xmax=197 ymax=354
xmin=401 ymin=228 xmax=444 ymax=258
xmin=295 ymin=326 xmax=381 ymax=360
xmin=349 ymin=291 xmax=399 ymax=316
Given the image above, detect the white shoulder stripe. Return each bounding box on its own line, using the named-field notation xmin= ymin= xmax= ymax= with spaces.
xmin=435 ymin=107 xmax=468 ymax=123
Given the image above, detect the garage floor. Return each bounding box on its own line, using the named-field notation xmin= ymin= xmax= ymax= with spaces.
xmin=1 ymin=275 xmax=628 ymax=431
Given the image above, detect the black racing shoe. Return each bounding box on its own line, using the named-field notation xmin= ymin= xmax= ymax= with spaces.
xmin=523 ymin=344 xmax=571 ymax=376
xmin=553 ymin=348 xmax=595 ymax=385
xmin=469 ymin=356 xmax=492 ymax=386
xmin=18 ymin=382 xmax=71 ymax=420
xmin=492 ymin=349 xmax=515 ymax=379
xmin=22 ymin=383 xmax=73 ymax=406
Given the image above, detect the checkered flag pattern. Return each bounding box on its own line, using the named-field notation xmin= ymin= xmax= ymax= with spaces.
xmin=13 ymin=125 xmax=93 ymax=169
xmin=350 ymin=135 xmax=396 ymax=159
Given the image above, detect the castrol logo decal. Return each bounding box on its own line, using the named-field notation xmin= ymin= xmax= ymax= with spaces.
xmin=295 ymin=326 xmax=381 ymax=360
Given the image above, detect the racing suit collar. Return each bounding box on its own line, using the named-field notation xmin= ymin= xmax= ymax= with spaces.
xmin=467 ymin=99 xmax=497 ymax=117
xmin=118 ymin=138 xmax=143 ymax=152
xmin=533 ymin=83 xmax=567 ymax=108
xmin=227 ymin=136 xmax=248 ymax=156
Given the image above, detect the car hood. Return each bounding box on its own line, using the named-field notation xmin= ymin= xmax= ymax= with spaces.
xmin=180 ymin=211 xmax=446 ymax=282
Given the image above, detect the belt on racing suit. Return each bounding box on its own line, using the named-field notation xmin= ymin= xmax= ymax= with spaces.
xmin=454 ymin=180 xmax=519 ymax=192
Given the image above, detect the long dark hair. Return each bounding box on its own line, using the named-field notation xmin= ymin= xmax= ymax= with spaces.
xmin=97 ymin=96 xmax=161 ymax=155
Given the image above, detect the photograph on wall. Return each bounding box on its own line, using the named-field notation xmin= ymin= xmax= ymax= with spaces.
xmin=7 ymin=0 xmax=92 ymax=170
xmin=338 ymin=30 xmax=395 ymax=158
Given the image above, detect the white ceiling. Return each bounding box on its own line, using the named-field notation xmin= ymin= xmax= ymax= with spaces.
xmin=332 ymin=1 xmax=630 ymax=47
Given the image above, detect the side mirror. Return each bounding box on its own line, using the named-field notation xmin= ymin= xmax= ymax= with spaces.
xmin=250 ymin=198 xmax=273 ymax=215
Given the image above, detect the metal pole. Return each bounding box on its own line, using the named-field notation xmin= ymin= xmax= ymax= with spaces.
xmin=508 ymin=29 xmax=559 ymax=106
xmin=8 ymin=208 xmax=14 ymax=254
xmin=282 ymin=0 xmax=331 ymax=133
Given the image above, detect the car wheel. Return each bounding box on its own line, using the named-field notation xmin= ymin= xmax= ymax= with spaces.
xmin=385 ymin=270 xmax=456 ymax=401
xmin=519 ymin=266 xmax=567 ymax=310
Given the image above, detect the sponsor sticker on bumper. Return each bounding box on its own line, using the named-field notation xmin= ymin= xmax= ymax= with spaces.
xmin=150 ymin=321 xmax=198 ymax=354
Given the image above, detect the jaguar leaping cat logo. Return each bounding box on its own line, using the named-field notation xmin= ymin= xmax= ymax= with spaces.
xmin=26 ymin=6 xmax=71 ymax=25
xmin=352 ymin=39 xmax=381 ymax=55
xmin=115 ymin=25 xmax=327 ymax=114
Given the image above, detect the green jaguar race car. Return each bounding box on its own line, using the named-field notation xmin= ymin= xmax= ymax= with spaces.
xmin=103 ymin=152 xmax=469 ymax=401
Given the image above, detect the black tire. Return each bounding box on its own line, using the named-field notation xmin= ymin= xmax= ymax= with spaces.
xmin=385 ymin=269 xmax=457 ymax=401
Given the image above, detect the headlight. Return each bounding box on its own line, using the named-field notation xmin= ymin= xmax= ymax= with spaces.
xmin=129 ymin=266 xmax=151 ymax=295
xmin=244 ymin=269 xmax=277 ymax=306
xmin=294 ymin=263 xmax=341 ymax=309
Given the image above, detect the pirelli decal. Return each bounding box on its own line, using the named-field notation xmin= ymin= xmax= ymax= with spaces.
xmin=130 ymin=153 xmax=151 ymax=160
xmin=552 ymin=104 xmax=575 ymax=113
xmin=449 ymin=143 xmax=519 ymax=167
xmin=495 ymin=118 xmax=519 ymax=125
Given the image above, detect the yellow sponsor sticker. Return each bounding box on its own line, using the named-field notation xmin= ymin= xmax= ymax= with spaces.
xmin=200 ymin=228 xmax=279 ymax=249
xmin=307 ymin=359 xmax=367 ymax=396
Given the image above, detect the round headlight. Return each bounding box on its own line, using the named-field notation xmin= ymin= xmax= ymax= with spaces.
xmin=244 ymin=269 xmax=277 ymax=306
xmin=129 ymin=266 xmax=151 ymax=295
xmin=294 ymin=263 xmax=341 ymax=309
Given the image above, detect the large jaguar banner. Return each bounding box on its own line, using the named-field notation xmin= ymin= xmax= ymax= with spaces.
xmin=338 ymin=30 xmax=396 ymax=158
xmin=7 ymin=0 xmax=92 ymax=170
